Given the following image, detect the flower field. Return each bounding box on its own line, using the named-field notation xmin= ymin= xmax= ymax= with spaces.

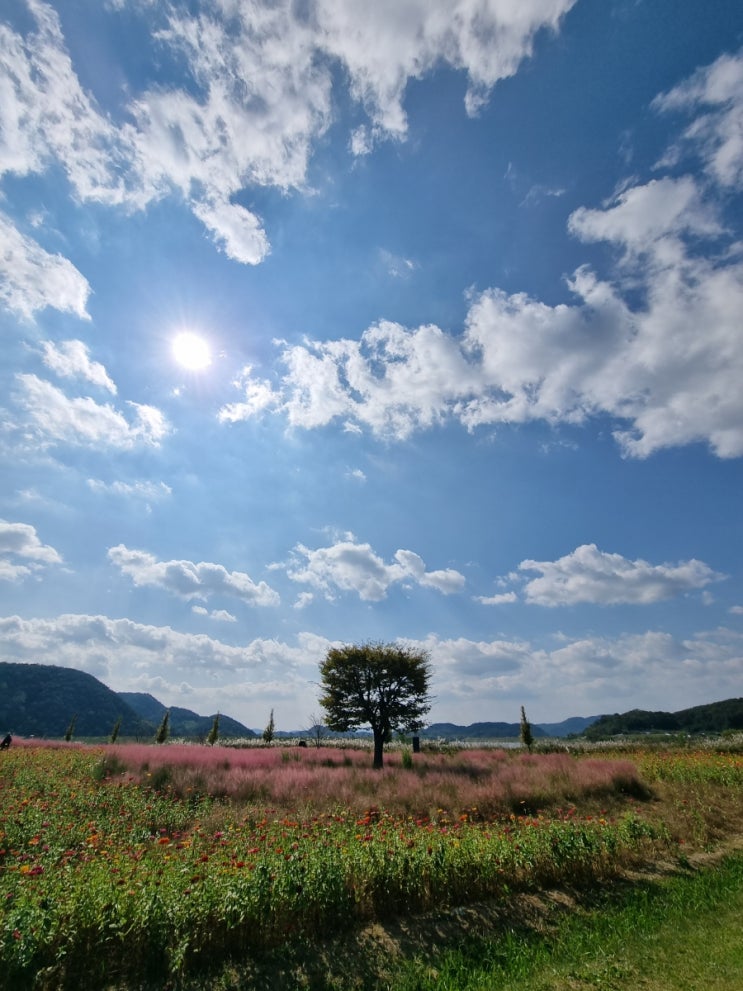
xmin=1 ymin=739 xmax=742 ymax=990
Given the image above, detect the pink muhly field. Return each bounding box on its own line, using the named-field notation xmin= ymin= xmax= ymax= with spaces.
xmin=103 ymin=743 xmax=646 ymax=816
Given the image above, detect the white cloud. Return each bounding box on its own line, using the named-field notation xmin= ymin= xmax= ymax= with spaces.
xmin=285 ymin=533 xmax=465 ymax=601
xmin=421 ymin=627 xmax=743 ymax=722
xmin=2 ymin=0 xmax=578 ymax=303
xmin=475 ymin=591 xmax=518 ymax=606
xmin=192 ymin=605 xmax=237 ymax=623
xmin=13 ymin=374 xmax=169 ymax=449
xmin=345 ymin=467 xmax=367 ymax=483
xmin=0 ymin=213 xmax=91 ymax=320
xmin=0 ymin=3 xmax=132 ymax=203
xmin=217 ymin=366 xmax=280 ymax=423
xmin=0 ymin=613 xmax=741 ymax=725
xmin=568 ymin=175 xmax=722 ymax=256
xmin=0 ymin=519 xmax=61 ymax=581
xmin=729 ymin=605 xmax=743 ymax=615
xmin=190 ymin=195 xmax=270 ymax=266
xmin=86 ymin=479 xmax=172 ymax=501
xmin=108 ymin=544 xmax=280 ymax=607
xmin=516 ymin=544 xmax=723 ymax=607
xmin=40 ymin=340 xmax=117 ymax=393
xmin=653 ymin=48 xmax=743 ymax=188
xmin=221 ymin=49 xmax=743 ymax=459
xmin=0 ymin=614 xmax=333 ymax=722
xmin=316 ymin=0 xmax=577 ymax=135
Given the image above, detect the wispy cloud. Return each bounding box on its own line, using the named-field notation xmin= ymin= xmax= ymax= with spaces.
xmin=86 ymin=479 xmax=172 ymax=501
xmin=0 ymin=213 xmax=91 ymax=320
xmin=40 ymin=340 xmax=117 ymax=394
xmin=13 ymin=375 xmax=169 ymax=449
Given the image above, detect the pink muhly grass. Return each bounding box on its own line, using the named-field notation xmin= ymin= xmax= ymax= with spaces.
xmin=101 ymin=743 xmax=647 ymax=816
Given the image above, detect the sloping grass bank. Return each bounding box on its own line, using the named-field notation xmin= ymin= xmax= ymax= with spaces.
xmin=175 ymin=848 xmax=743 ymax=990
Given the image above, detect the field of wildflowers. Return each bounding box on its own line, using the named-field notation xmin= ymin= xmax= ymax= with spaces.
xmin=1 ymin=738 xmax=741 ymax=990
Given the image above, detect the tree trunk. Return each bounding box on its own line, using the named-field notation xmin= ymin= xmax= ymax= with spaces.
xmin=372 ymin=729 xmax=384 ymax=769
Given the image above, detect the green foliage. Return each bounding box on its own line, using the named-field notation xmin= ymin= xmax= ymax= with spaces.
xmin=207 ymin=713 xmax=220 ymax=746
xmin=319 ymin=641 xmax=432 ymax=768
xmin=155 ymin=710 xmax=170 ymax=745
xmin=520 ymin=706 xmax=534 ymax=753
xmin=263 ymin=708 xmax=275 ymax=745
xmin=109 ymin=716 xmax=122 ymax=744
xmin=64 ymin=713 xmax=77 ymax=742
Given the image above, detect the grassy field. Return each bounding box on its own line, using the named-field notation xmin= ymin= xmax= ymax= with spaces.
xmin=1 ymin=737 xmax=742 ymax=989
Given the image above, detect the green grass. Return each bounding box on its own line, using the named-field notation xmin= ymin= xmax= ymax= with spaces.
xmin=386 ymin=852 xmax=743 ymax=991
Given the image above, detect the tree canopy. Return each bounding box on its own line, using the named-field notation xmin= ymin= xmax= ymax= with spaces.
xmin=319 ymin=642 xmax=432 ymax=768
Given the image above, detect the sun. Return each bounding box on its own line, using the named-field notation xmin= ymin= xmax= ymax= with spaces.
xmin=171 ymin=331 xmax=212 ymax=371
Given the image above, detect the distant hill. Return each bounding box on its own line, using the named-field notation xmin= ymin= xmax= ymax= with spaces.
xmin=0 ymin=662 xmax=254 ymax=740
xmin=119 ymin=692 xmax=255 ymax=740
xmin=0 ymin=662 xmax=150 ymax=739
xmin=584 ymin=698 xmax=743 ymax=739
xmin=422 ymin=717 xmax=598 ymax=740
xmin=537 ymin=716 xmax=599 ymax=737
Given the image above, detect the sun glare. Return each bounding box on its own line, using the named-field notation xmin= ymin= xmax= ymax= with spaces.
xmin=172 ymin=331 xmax=212 ymax=371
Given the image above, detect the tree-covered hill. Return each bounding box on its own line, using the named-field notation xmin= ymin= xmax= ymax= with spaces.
xmin=0 ymin=662 xmax=254 ymax=740
xmin=119 ymin=692 xmax=255 ymax=739
xmin=422 ymin=716 xmax=599 ymax=739
xmin=584 ymin=698 xmax=743 ymax=739
xmin=0 ymin=662 xmax=150 ymax=739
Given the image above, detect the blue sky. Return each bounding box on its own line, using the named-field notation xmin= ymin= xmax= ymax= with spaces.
xmin=2 ymin=0 xmax=743 ymax=731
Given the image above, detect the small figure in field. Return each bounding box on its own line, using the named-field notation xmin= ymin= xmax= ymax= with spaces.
xmin=0 ymin=733 xmax=11 ymax=750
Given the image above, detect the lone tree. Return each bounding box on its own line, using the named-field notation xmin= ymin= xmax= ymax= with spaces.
xmin=207 ymin=712 xmax=220 ymax=746
xmin=319 ymin=642 xmax=432 ymax=769
xmin=520 ymin=705 xmax=534 ymax=753
xmin=155 ymin=709 xmax=170 ymax=745
xmin=263 ymin=708 xmax=275 ymax=746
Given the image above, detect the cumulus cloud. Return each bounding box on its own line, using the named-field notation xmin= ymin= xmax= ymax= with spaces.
xmin=0 ymin=614 xmax=333 ymax=719
xmin=420 ymin=627 xmax=743 ymax=721
xmin=517 ymin=544 xmax=723 ymax=606
xmin=0 ymin=519 xmax=61 ymax=581
xmin=284 ymin=533 xmax=465 ymax=601
xmin=0 ymin=612 xmax=740 ymax=723
xmin=108 ymin=544 xmax=280 ymax=608
xmin=220 ymin=48 xmax=743 ymax=459
xmin=40 ymin=340 xmax=117 ymax=393
xmin=0 ymin=613 xmax=319 ymax=677
xmin=13 ymin=374 xmax=169 ymax=449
